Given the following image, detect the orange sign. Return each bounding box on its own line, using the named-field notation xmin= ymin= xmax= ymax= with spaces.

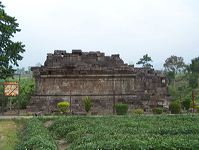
xmin=4 ymin=82 xmax=19 ymax=96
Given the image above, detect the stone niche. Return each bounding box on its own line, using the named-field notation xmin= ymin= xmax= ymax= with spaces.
xmin=28 ymin=50 xmax=169 ymax=114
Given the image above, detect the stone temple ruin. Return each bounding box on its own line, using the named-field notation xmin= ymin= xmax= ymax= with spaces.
xmin=29 ymin=50 xmax=169 ymax=114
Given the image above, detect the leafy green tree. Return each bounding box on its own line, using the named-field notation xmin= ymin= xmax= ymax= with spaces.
xmin=165 ymin=71 xmax=175 ymax=84
xmin=186 ymin=57 xmax=199 ymax=89
xmin=136 ymin=54 xmax=153 ymax=69
xmin=0 ymin=2 xmax=25 ymax=79
xmin=164 ymin=55 xmax=185 ymax=87
xmin=164 ymin=55 xmax=186 ymax=74
xmin=189 ymin=73 xmax=198 ymax=89
xmin=190 ymin=57 xmax=199 ymax=74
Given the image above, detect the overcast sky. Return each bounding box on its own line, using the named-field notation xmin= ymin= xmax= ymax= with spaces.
xmin=2 ymin=0 xmax=199 ymax=69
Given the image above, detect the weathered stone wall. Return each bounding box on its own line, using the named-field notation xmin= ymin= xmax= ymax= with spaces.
xmin=35 ymin=75 xmax=135 ymax=95
xmin=28 ymin=50 xmax=169 ymax=114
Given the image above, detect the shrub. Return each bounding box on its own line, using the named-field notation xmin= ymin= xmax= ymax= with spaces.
xmin=83 ymin=96 xmax=92 ymax=113
xmin=182 ymin=99 xmax=191 ymax=111
xmin=115 ymin=103 xmax=128 ymax=115
xmin=133 ymin=108 xmax=144 ymax=115
xmin=152 ymin=107 xmax=163 ymax=114
xmin=169 ymin=101 xmax=181 ymax=114
xmin=57 ymin=101 xmax=70 ymax=114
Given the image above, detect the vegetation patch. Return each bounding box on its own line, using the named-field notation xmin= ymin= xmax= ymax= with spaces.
xmin=16 ymin=117 xmax=58 ymax=150
xmin=152 ymin=107 xmax=163 ymax=114
xmin=115 ymin=103 xmax=128 ymax=115
xmin=47 ymin=115 xmax=199 ymax=150
xmin=57 ymin=101 xmax=70 ymax=114
xmin=0 ymin=120 xmax=22 ymax=150
xmin=132 ymin=108 xmax=144 ymax=115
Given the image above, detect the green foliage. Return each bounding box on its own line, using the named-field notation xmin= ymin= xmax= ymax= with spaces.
xmin=182 ymin=99 xmax=191 ymax=111
xmin=0 ymin=2 xmax=25 ymax=79
xmin=167 ymin=71 xmax=196 ymax=109
xmin=165 ymin=71 xmax=175 ymax=84
xmin=136 ymin=54 xmax=153 ymax=69
xmin=187 ymin=56 xmax=199 ymax=89
xmin=132 ymin=108 xmax=144 ymax=115
xmin=16 ymin=118 xmax=58 ymax=150
xmin=57 ymin=101 xmax=70 ymax=113
xmin=189 ymin=73 xmax=198 ymax=89
xmin=0 ymin=78 xmax=34 ymax=110
xmin=152 ymin=107 xmax=163 ymax=114
xmin=15 ymin=78 xmax=35 ymax=109
xmin=169 ymin=101 xmax=181 ymax=114
xmin=47 ymin=115 xmax=199 ymax=150
xmin=83 ymin=96 xmax=92 ymax=113
xmin=115 ymin=103 xmax=128 ymax=115
xmin=190 ymin=56 xmax=199 ymax=74
xmin=164 ymin=55 xmax=186 ymax=74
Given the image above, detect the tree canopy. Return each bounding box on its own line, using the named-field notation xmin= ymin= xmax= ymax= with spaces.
xmin=0 ymin=1 xmax=25 ymax=79
xmin=136 ymin=54 xmax=153 ymax=69
xmin=188 ymin=56 xmax=199 ymax=89
xmin=190 ymin=56 xmax=199 ymax=74
xmin=163 ymin=55 xmax=185 ymax=74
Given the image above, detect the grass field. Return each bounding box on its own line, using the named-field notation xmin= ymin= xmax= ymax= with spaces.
xmin=0 ymin=120 xmax=20 ymax=150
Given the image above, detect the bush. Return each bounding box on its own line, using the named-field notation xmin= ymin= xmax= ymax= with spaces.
xmin=152 ymin=107 xmax=163 ymax=114
xmin=169 ymin=101 xmax=181 ymax=114
xmin=133 ymin=108 xmax=144 ymax=115
xmin=115 ymin=103 xmax=128 ymax=115
xmin=182 ymin=99 xmax=191 ymax=111
xmin=57 ymin=101 xmax=70 ymax=114
xmin=83 ymin=96 xmax=92 ymax=113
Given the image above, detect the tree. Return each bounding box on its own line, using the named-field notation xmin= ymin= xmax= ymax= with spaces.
xmin=136 ymin=54 xmax=153 ymax=69
xmin=190 ymin=57 xmax=199 ymax=74
xmin=189 ymin=73 xmax=198 ymax=89
xmin=163 ymin=55 xmax=186 ymax=87
xmin=165 ymin=71 xmax=175 ymax=84
xmin=15 ymin=67 xmax=25 ymax=74
xmin=163 ymin=55 xmax=186 ymax=74
xmin=188 ymin=56 xmax=199 ymax=89
xmin=0 ymin=2 xmax=25 ymax=79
